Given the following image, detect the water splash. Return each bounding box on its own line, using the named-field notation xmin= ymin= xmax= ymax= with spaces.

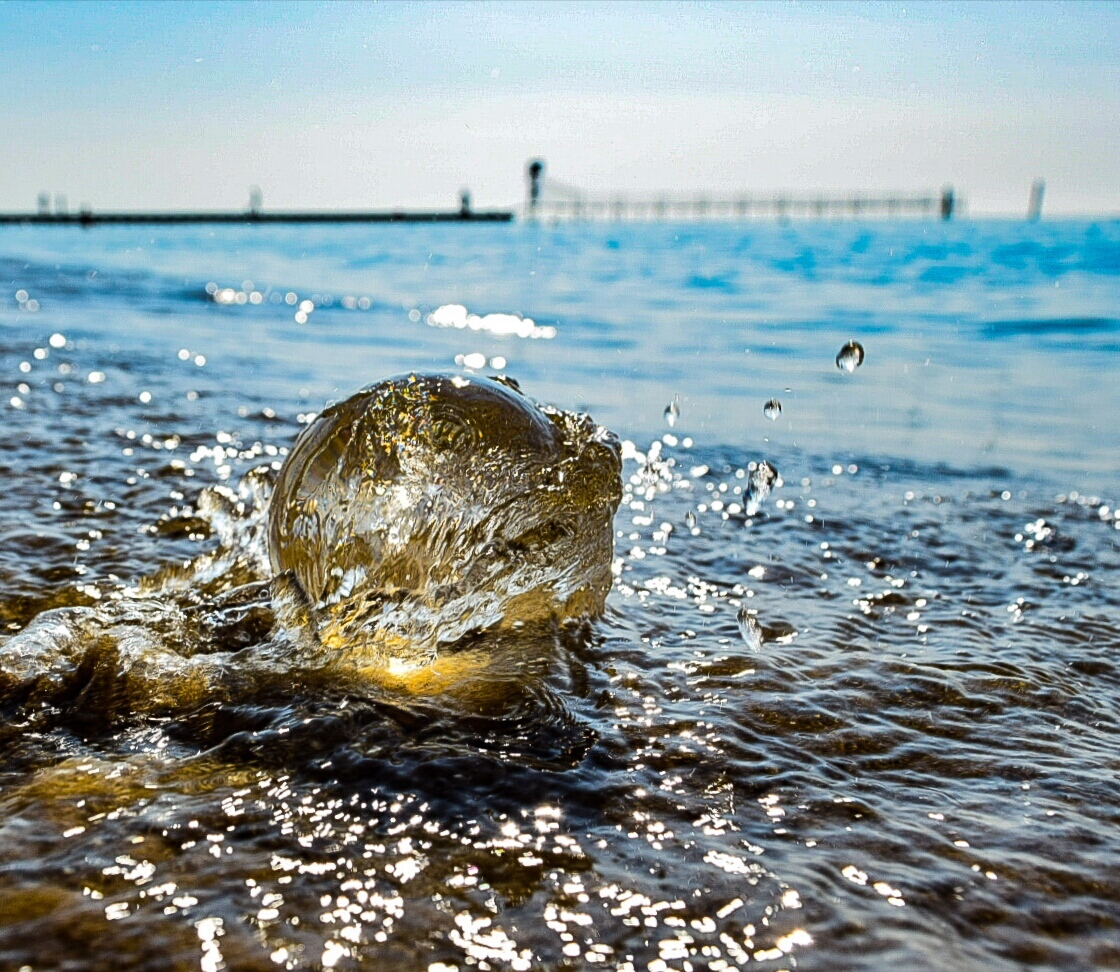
xmin=268 ymin=373 xmax=623 ymax=667
xmin=744 ymin=460 xmax=779 ymax=516
xmin=737 ymin=606 xmax=763 ymax=651
xmin=664 ymin=396 xmax=680 ymax=428
xmin=1 ymin=377 xmax=625 ymax=717
xmin=764 ymin=398 xmax=783 ymax=420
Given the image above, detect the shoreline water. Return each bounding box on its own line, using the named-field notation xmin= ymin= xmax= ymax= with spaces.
xmin=2 ymin=220 xmax=1119 ymax=970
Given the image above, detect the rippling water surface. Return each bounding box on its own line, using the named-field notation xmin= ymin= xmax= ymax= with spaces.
xmin=2 ymin=220 xmax=1120 ymax=971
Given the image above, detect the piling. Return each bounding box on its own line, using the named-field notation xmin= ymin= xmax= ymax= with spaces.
xmin=1027 ymin=179 xmax=1045 ymax=221
xmin=526 ymin=159 xmax=545 ymax=217
xmin=940 ymin=187 xmax=955 ymax=221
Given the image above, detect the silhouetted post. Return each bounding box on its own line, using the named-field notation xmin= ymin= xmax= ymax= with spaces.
xmin=526 ymin=159 xmax=544 ymax=217
xmin=1027 ymin=179 xmax=1045 ymax=221
xmin=459 ymin=189 xmax=472 ymax=217
xmin=940 ymin=186 xmax=954 ymax=220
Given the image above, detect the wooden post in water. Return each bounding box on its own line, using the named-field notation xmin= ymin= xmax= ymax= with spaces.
xmin=940 ymin=186 xmax=955 ymax=220
xmin=526 ymin=159 xmax=544 ymax=218
xmin=1027 ymin=179 xmax=1045 ymax=221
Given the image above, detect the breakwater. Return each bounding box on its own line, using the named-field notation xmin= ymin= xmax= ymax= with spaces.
xmin=0 ymin=208 xmax=514 ymax=226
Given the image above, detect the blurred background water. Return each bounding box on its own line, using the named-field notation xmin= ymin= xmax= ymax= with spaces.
xmin=6 ymin=219 xmax=1119 ymax=490
xmin=1 ymin=219 xmax=1119 ymax=971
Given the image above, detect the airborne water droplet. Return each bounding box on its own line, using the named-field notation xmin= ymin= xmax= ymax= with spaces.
xmin=685 ymin=509 xmax=697 ymax=529
xmin=836 ymin=340 xmax=865 ymax=373
xmin=744 ymin=460 xmax=778 ymax=516
xmin=737 ymin=607 xmax=763 ymax=651
xmin=664 ymin=396 xmax=680 ymax=428
xmin=764 ymin=399 xmax=782 ymax=421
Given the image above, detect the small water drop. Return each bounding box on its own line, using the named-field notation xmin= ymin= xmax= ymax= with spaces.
xmin=685 ymin=510 xmax=697 ymax=529
xmin=744 ymin=460 xmax=778 ymax=516
xmin=737 ymin=607 xmax=763 ymax=651
xmin=836 ymin=340 xmax=865 ymax=373
xmin=664 ymin=396 xmax=680 ymax=428
xmin=764 ymin=399 xmax=782 ymax=421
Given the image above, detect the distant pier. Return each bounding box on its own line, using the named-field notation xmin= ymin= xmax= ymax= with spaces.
xmin=0 ymin=209 xmax=514 ymax=226
xmin=1 ymin=159 xmax=964 ymax=226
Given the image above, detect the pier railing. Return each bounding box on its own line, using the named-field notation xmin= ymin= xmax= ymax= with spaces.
xmin=526 ymin=190 xmax=954 ymax=222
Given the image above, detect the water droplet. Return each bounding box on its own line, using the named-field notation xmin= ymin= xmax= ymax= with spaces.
xmin=744 ymin=460 xmax=778 ymax=516
xmin=737 ymin=607 xmax=763 ymax=651
xmin=685 ymin=510 xmax=697 ymax=529
xmin=764 ymin=399 xmax=782 ymax=421
xmin=836 ymin=340 xmax=865 ymax=373
xmin=664 ymin=396 xmax=680 ymax=428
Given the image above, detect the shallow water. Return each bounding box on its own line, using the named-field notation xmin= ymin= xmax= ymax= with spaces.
xmin=2 ymin=220 xmax=1120 ymax=971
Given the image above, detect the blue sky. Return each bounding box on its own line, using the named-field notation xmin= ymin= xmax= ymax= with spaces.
xmin=1 ymin=0 xmax=1117 ymax=215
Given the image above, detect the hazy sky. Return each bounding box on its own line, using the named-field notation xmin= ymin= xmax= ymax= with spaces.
xmin=1 ymin=0 xmax=1118 ymax=216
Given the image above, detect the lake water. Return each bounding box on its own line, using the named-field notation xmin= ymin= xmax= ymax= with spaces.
xmin=1 ymin=219 xmax=1119 ymax=971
